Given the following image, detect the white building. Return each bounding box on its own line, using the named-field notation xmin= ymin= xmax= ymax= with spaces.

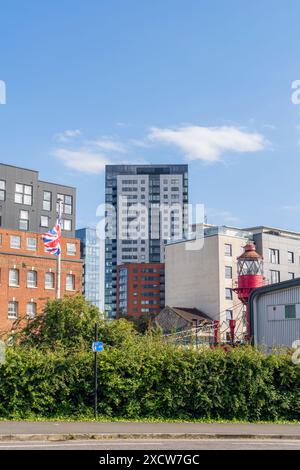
xmin=165 ymin=225 xmax=300 ymax=330
xmin=165 ymin=226 xmax=252 ymax=324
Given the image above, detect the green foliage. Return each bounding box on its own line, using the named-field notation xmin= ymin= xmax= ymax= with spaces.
xmin=1 ymin=296 xmax=299 ymax=421
xmin=16 ymin=295 xmax=137 ymax=350
xmin=0 ymin=338 xmax=300 ymax=421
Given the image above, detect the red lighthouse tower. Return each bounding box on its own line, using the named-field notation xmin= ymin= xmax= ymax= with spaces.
xmin=234 ymin=242 xmax=264 ymax=340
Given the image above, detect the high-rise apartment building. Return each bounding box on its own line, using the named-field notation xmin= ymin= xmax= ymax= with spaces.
xmin=76 ymin=227 xmax=104 ymax=312
xmin=116 ymin=262 xmax=165 ymax=318
xmin=105 ymin=164 xmax=188 ymax=318
xmin=0 ymin=163 xmax=76 ymax=237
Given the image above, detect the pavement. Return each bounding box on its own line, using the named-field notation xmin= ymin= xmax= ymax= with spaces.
xmin=0 ymin=421 xmax=300 ymax=442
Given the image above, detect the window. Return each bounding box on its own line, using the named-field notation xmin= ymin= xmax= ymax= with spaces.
xmin=64 ymin=195 xmax=72 ymax=214
xmin=285 ymin=304 xmax=296 ymax=319
xmin=225 ymin=266 xmax=232 ymax=279
xmin=66 ymin=274 xmax=75 ymax=291
xmin=9 ymin=269 xmax=19 ymax=287
xmin=226 ymin=310 xmax=233 ymax=321
xmin=63 ymin=219 xmax=72 ymax=231
xmin=67 ymin=243 xmax=76 ymax=255
xmin=270 ymin=270 xmax=280 ymax=284
xmin=43 ymin=191 xmax=52 ymax=211
xmin=27 ymin=237 xmax=36 ymax=251
xmin=10 ymin=235 xmax=21 ymax=249
xmin=0 ymin=180 xmax=6 ymax=201
xmin=224 ymin=244 xmax=232 ymax=257
xmin=269 ymin=248 xmax=280 ymax=264
xmin=19 ymin=210 xmax=29 ymax=230
xmin=40 ymin=215 xmax=49 ymax=227
xmin=27 ymin=270 xmax=37 ymax=288
xmin=45 ymin=272 xmax=55 ymax=289
xmin=288 ymin=251 xmax=294 ymax=264
xmin=27 ymin=302 xmax=36 ymax=319
xmin=14 ymin=183 xmax=33 ymax=205
xmin=8 ymin=301 xmax=18 ymax=319
xmin=225 ymin=288 xmax=232 ymax=300
xmin=288 ymin=272 xmax=295 ymax=280
xmin=57 ymin=194 xmax=72 ymax=215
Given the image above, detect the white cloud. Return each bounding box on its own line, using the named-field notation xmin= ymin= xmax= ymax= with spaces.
xmin=148 ymin=125 xmax=268 ymax=162
xmin=53 ymin=148 xmax=109 ymax=174
xmin=54 ymin=129 xmax=81 ymax=143
xmin=88 ymin=138 xmax=126 ymax=153
xmin=129 ymin=138 xmax=152 ymax=148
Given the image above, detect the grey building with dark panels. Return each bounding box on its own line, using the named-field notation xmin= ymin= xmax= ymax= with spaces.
xmin=105 ymin=164 xmax=189 ymax=318
xmin=0 ymin=163 xmax=76 ymax=237
xmin=250 ymin=278 xmax=300 ymax=349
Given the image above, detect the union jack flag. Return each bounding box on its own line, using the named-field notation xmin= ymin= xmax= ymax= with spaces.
xmin=42 ymin=223 xmax=61 ymax=256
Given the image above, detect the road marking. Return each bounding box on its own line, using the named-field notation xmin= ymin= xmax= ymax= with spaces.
xmin=0 ymin=441 xmax=166 ymax=448
xmin=0 ymin=439 xmax=300 ymax=449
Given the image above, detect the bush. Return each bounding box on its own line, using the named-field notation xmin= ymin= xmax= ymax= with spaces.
xmin=0 ymin=339 xmax=300 ymax=421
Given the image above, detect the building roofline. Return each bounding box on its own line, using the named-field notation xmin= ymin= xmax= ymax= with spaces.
xmin=166 ymin=226 xmax=252 ymax=247
xmin=76 ymin=226 xmax=97 ymax=232
xmin=0 ymin=162 xmax=38 ymax=173
xmin=244 ymin=225 xmax=300 ymax=237
xmin=249 ymin=277 xmax=300 ymax=338
xmin=0 ymin=163 xmax=76 ymax=190
xmin=38 ymin=180 xmax=76 ymax=190
xmin=117 ymin=262 xmax=164 ymax=268
xmin=105 ymin=163 xmax=188 ymax=168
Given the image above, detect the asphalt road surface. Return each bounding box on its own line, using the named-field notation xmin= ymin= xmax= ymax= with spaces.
xmin=0 ymin=439 xmax=300 ymax=450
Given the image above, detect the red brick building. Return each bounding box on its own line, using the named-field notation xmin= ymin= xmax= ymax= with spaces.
xmin=116 ymin=263 xmax=165 ymax=318
xmin=0 ymin=228 xmax=82 ymax=333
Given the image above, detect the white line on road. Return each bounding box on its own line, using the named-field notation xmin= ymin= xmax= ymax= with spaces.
xmin=0 ymin=439 xmax=300 ymax=449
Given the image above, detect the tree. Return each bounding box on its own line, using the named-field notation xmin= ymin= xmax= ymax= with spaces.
xmin=118 ymin=313 xmax=157 ymax=334
xmin=16 ymin=295 xmax=138 ymax=350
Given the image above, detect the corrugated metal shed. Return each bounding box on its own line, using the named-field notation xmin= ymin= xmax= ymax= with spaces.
xmin=249 ymin=278 xmax=300 ymax=348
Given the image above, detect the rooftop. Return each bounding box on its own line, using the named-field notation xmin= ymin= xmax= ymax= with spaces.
xmin=167 ymin=225 xmax=253 ymax=247
xmin=0 ymin=162 xmax=76 ymax=189
xmin=244 ymin=226 xmax=300 ymax=240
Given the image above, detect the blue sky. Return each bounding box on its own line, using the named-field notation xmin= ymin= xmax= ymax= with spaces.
xmin=1 ymin=0 xmax=300 ymax=230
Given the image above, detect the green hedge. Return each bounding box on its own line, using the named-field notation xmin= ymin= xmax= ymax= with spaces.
xmin=0 ymin=341 xmax=300 ymax=421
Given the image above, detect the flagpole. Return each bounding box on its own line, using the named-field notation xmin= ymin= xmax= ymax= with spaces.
xmin=56 ymin=249 xmax=61 ymax=300
xmin=56 ymin=198 xmax=63 ymax=300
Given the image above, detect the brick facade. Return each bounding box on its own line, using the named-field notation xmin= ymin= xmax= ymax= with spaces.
xmin=0 ymin=228 xmax=82 ymax=333
xmin=116 ymin=263 xmax=165 ymax=318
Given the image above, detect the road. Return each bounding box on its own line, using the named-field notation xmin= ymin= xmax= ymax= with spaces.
xmin=0 ymin=439 xmax=299 ymax=450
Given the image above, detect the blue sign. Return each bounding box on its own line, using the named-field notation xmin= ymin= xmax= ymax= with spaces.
xmin=92 ymin=341 xmax=104 ymax=352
